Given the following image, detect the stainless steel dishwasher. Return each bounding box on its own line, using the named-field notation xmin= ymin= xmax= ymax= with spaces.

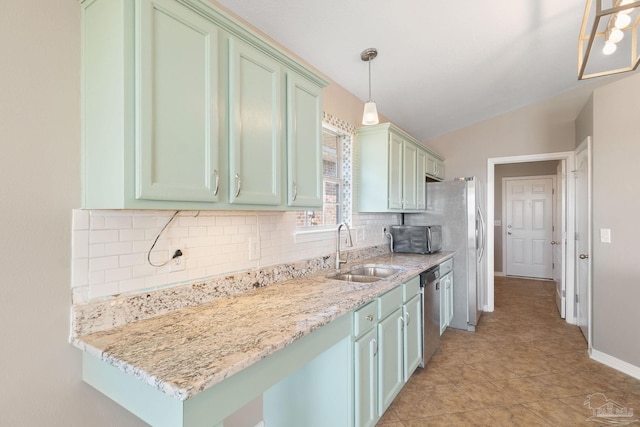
xmin=420 ymin=265 xmax=441 ymax=366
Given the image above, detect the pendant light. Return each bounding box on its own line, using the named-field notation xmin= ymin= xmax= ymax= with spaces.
xmin=361 ymin=48 xmax=379 ymax=125
xmin=578 ymin=0 xmax=640 ymax=79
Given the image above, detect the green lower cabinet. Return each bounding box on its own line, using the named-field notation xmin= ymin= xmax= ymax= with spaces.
xmin=377 ymin=307 xmax=404 ymax=416
xmin=403 ymin=294 xmax=422 ymax=380
xmin=353 ymin=328 xmax=378 ymax=427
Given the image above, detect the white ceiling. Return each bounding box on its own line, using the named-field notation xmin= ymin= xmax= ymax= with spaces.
xmin=216 ymin=0 xmax=626 ymax=140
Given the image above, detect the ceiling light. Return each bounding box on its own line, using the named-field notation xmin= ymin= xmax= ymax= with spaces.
xmin=614 ymin=12 xmax=632 ymax=28
xmin=607 ymin=27 xmax=625 ymax=43
xmin=578 ymin=0 xmax=640 ymax=79
xmin=361 ymin=48 xmax=379 ymax=126
xmin=620 ymin=0 xmax=635 ymax=13
xmin=603 ymin=41 xmax=618 ymax=54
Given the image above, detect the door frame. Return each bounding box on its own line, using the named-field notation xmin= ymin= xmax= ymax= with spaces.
xmin=501 ymin=175 xmax=557 ymax=280
xmin=486 ymin=151 xmax=577 ymax=324
xmin=575 ymin=137 xmax=593 ymax=349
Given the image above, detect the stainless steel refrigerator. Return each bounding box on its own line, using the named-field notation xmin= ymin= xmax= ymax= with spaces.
xmin=405 ymin=177 xmax=486 ymax=331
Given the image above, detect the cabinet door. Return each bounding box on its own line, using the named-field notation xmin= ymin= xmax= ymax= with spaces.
xmin=354 ymin=328 xmax=378 ymax=427
xmin=440 ymin=274 xmax=448 ymax=335
xmin=416 ymin=149 xmax=427 ymax=210
xmin=402 ymin=142 xmax=418 ymax=210
xmin=137 ymin=0 xmax=220 ymax=202
xmin=377 ymin=308 xmax=404 ymax=415
xmin=228 ymin=38 xmax=282 ymax=205
xmin=403 ymin=294 xmax=422 ymax=380
xmin=286 ymin=72 xmax=323 ymax=208
xmin=388 ymin=133 xmax=404 ymax=210
xmin=428 ymin=153 xmax=441 ymax=178
xmin=436 ymin=159 xmax=445 ymax=180
xmin=447 ymin=273 xmax=454 ymax=325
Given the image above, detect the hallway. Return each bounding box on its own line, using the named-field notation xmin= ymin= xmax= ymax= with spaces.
xmin=377 ymin=276 xmax=640 ymax=426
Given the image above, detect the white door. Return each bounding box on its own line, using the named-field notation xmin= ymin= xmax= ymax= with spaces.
xmin=554 ymin=161 xmax=566 ymax=318
xmin=575 ymin=138 xmax=592 ymax=342
xmin=505 ymin=177 xmax=554 ymax=279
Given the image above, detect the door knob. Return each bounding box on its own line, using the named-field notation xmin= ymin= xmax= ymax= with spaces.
xmin=579 ymin=254 xmax=589 ymax=259
xmin=507 ymin=232 xmax=512 ymax=235
xmin=551 ymin=241 xmax=558 ymax=245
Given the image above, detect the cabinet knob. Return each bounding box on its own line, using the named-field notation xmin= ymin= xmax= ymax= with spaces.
xmin=234 ymin=173 xmax=242 ymax=198
xmin=366 ymin=314 xmax=373 ymax=322
xmin=579 ymin=253 xmax=589 ymax=259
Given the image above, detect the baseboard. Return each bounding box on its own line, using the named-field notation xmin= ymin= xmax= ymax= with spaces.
xmin=590 ymin=349 xmax=640 ymax=380
xmin=494 ymin=271 xmax=504 ymax=277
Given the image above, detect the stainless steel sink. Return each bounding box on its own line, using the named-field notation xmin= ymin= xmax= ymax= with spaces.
xmin=346 ymin=266 xmax=399 ymax=278
xmin=327 ymin=265 xmax=401 ymax=283
xmin=329 ymin=274 xmax=381 ymax=283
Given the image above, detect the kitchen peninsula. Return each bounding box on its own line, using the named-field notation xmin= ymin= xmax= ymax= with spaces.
xmin=75 ymin=251 xmax=453 ymax=426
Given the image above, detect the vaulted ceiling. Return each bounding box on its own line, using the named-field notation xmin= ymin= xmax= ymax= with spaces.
xmin=216 ymin=0 xmax=627 ymax=140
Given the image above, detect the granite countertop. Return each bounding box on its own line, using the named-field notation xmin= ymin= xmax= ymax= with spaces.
xmin=77 ymin=251 xmax=453 ymax=401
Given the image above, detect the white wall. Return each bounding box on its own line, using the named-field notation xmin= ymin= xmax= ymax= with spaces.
xmin=425 ymin=88 xmax=589 ymax=182
xmin=589 ymin=73 xmax=640 ymax=368
xmin=0 ymin=1 xmax=147 ymax=425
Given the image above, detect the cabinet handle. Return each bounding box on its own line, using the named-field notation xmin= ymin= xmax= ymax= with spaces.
xmin=366 ymin=314 xmax=374 ymax=322
xmin=292 ymin=182 xmax=297 ymax=202
xmin=405 ymin=311 xmax=410 ymax=326
xmin=372 ymin=339 xmax=378 ymax=357
xmin=234 ymin=173 xmax=241 ymax=197
xmin=213 ymin=170 xmax=219 ymax=196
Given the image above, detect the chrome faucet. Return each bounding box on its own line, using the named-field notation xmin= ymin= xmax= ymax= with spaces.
xmin=335 ymin=222 xmax=353 ymax=269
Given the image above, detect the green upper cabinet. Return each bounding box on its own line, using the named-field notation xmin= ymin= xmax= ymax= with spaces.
xmin=416 ymin=148 xmax=427 ymax=210
xmin=80 ymin=0 xmax=327 ymax=210
xmin=402 ymin=141 xmax=418 ymax=210
xmin=137 ymin=0 xmax=220 ymax=203
xmin=426 ymin=153 xmax=445 ymax=180
xmin=357 ymin=123 xmax=443 ymax=213
xmin=286 ymin=72 xmax=323 ymax=208
xmin=388 ymin=132 xmax=404 ymax=210
xmin=228 ymin=38 xmax=282 ymax=206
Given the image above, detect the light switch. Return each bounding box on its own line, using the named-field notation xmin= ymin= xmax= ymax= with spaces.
xmin=600 ymin=228 xmax=611 ymax=243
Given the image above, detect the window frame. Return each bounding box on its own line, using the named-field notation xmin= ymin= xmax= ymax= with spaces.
xmin=294 ymin=122 xmax=352 ymax=240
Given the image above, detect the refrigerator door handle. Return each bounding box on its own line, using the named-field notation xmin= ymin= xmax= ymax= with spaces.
xmin=477 ymin=206 xmax=486 ymax=261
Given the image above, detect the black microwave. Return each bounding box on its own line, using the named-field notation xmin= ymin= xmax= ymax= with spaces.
xmin=389 ymin=225 xmax=442 ymax=254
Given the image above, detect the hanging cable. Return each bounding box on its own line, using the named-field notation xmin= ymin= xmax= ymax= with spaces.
xmin=147 ymin=210 xmax=181 ymax=267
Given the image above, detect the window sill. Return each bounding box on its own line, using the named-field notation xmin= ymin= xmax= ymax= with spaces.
xmin=294 ymin=226 xmax=336 ymax=243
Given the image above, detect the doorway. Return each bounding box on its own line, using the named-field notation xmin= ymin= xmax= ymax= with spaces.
xmin=486 ymin=152 xmax=577 ymax=324
xmin=503 ymin=175 xmax=555 ymax=279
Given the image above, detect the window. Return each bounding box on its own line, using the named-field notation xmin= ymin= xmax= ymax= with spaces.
xmin=296 ymin=127 xmax=344 ymax=227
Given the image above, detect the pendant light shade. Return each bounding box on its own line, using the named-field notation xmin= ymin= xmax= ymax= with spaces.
xmin=362 ymin=101 xmax=379 ymax=125
xmin=361 ymin=48 xmax=379 ymax=125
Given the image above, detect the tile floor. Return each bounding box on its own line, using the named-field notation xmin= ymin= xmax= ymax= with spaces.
xmin=377 ymin=276 xmax=640 ymax=426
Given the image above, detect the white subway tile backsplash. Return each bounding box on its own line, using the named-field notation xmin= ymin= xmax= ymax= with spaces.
xmin=89 ymin=256 xmax=119 ymax=272
xmin=72 ymin=210 xmax=89 ymax=230
xmin=90 ymin=230 xmax=119 ymax=244
xmin=71 ymin=200 xmax=398 ymax=304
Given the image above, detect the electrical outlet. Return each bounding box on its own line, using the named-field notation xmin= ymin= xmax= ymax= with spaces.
xmin=169 ymin=249 xmax=185 ymax=272
xmin=249 ymin=237 xmax=260 ymax=260
xmin=356 ymin=227 xmax=365 ymax=242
